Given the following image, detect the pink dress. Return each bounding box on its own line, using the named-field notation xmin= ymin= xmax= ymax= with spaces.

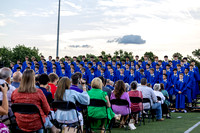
xmin=128 ymin=90 xmax=143 ymax=112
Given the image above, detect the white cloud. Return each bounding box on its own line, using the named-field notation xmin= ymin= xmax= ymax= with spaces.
xmin=12 ymin=9 xmax=55 ymax=17
xmin=63 ymin=1 xmax=82 ymax=11
xmin=60 ymin=10 xmax=78 ymax=16
xmin=0 ymin=13 xmax=5 ymax=17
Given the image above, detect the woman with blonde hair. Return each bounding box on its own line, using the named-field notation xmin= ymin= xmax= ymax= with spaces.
xmin=87 ymin=78 xmax=120 ymax=133
xmin=11 ymin=69 xmax=60 ymax=133
xmin=54 ymin=77 xmax=90 ymax=126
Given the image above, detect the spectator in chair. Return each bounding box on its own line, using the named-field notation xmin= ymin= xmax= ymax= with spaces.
xmin=110 ymin=80 xmax=132 ymax=128
xmin=153 ymin=84 xmax=165 ymax=104
xmin=99 ymin=76 xmax=112 ymax=98
xmin=11 ymin=69 xmax=60 ymax=133
xmin=54 ymin=77 xmax=90 ymax=129
xmin=38 ymin=74 xmax=54 ymax=105
xmin=48 ymin=73 xmax=59 ymax=99
xmin=128 ymin=81 xmax=143 ymax=125
xmin=137 ymin=78 xmax=164 ymax=121
xmin=11 ymin=71 xmax=22 ymax=88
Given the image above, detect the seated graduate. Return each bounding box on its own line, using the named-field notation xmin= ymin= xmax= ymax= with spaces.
xmin=11 ymin=69 xmax=60 ymax=133
xmin=54 ymin=77 xmax=90 ymax=128
xmin=174 ymin=73 xmax=187 ymax=113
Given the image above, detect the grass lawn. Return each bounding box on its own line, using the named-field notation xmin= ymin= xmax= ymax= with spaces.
xmin=111 ymin=112 xmax=200 ymax=133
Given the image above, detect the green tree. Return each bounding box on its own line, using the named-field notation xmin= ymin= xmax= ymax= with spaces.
xmin=172 ymin=52 xmax=183 ymax=60
xmin=192 ymin=49 xmax=200 ymax=60
xmin=0 ymin=46 xmax=12 ymax=66
xmin=12 ymin=45 xmax=41 ymax=63
xmin=141 ymin=51 xmax=155 ymax=61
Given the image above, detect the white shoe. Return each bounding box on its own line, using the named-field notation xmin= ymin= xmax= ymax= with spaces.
xmin=128 ymin=123 xmax=136 ymax=130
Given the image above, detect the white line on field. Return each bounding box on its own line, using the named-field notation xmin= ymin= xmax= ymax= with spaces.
xmin=184 ymin=121 xmax=200 ymax=133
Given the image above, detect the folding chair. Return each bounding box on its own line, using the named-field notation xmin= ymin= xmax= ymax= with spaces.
xmin=142 ymin=98 xmax=152 ymax=124
xmin=129 ymin=97 xmax=143 ymax=126
xmin=87 ymin=99 xmax=110 ymax=133
xmin=11 ymin=103 xmax=47 ymax=133
xmin=110 ymin=99 xmax=130 ymax=130
xmin=51 ymin=101 xmax=82 ymax=133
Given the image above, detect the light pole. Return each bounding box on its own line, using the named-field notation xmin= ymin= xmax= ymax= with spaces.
xmin=56 ymin=0 xmax=61 ymax=57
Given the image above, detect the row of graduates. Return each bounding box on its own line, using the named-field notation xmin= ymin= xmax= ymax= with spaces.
xmin=9 ymin=55 xmax=200 ymax=101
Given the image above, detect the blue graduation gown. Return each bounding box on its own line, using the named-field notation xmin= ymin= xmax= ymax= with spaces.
xmin=129 ymin=74 xmax=136 ymax=84
xmin=184 ymin=74 xmax=192 ymax=103
xmin=47 ymin=61 xmax=53 ymax=73
xmin=95 ymin=70 xmax=101 ymax=78
xmin=124 ymin=70 xmax=130 ymax=83
xmin=88 ymin=73 xmax=95 ymax=84
xmin=118 ymin=74 xmax=125 ymax=82
xmin=108 ymin=73 xmax=115 ymax=82
xmin=155 ymin=70 xmax=161 ymax=83
xmin=161 ymin=79 xmax=171 ymax=95
xmin=172 ymin=60 xmax=180 ymax=68
xmin=189 ymin=70 xmax=197 ymax=100
xmin=162 ymin=61 xmax=169 ymax=69
xmin=137 ymin=73 xmax=146 ymax=83
xmin=174 ymin=80 xmax=187 ymax=109
xmin=148 ymin=74 xmax=156 ymax=87
xmin=193 ymin=66 xmax=200 ymax=95
xmin=142 ymin=61 xmax=148 ymax=70
xmin=152 ymin=61 xmax=158 ymax=69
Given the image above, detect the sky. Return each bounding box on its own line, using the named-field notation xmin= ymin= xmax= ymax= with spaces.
xmin=0 ymin=0 xmax=200 ymax=59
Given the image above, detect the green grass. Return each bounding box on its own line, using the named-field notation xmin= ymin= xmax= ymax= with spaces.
xmin=110 ymin=112 xmax=200 ymax=133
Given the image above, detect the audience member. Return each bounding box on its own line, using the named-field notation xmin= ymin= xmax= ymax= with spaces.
xmin=137 ymin=78 xmax=164 ymax=121
xmin=48 ymin=73 xmax=59 ymax=99
xmin=11 ymin=71 xmax=22 ymax=88
xmin=11 ymin=69 xmax=60 ymax=133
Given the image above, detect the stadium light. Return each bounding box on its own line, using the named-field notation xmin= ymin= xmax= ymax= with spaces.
xmin=56 ymin=0 xmax=61 ymax=57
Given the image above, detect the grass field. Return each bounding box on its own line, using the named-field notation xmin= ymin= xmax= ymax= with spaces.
xmin=111 ymin=112 xmax=200 ymax=133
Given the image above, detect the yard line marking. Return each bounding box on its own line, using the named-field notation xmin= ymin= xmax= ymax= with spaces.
xmin=184 ymin=121 xmax=200 ymax=133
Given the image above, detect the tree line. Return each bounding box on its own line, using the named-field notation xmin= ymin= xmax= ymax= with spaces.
xmin=0 ymin=44 xmax=200 ymax=70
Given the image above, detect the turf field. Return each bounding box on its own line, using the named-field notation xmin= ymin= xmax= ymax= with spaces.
xmin=111 ymin=112 xmax=200 ymax=133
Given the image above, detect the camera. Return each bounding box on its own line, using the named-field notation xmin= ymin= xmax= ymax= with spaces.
xmin=0 ymin=83 xmax=9 ymax=91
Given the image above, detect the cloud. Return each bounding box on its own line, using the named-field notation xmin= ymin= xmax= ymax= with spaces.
xmin=68 ymin=44 xmax=92 ymax=48
xmin=108 ymin=35 xmax=146 ymax=44
xmin=12 ymin=9 xmax=55 ymax=17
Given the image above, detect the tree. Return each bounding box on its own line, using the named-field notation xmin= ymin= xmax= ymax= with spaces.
xmin=0 ymin=47 xmax=12 ymax=67
xmin=12 ymin=45 xmax=41 ymax=63
xmin=141 ymin=51 xmax=155 ymax=61
xmin=192 ymin=49 xmax=200 ymax=60
xmin=172 ymin=52 xmax=183 ymax=60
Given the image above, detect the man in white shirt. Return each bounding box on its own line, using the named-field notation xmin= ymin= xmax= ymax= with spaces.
xmin=137 ymin=78 xmax=164 ymax=121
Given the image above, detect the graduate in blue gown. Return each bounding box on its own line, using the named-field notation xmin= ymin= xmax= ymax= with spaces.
xmin=106 ymin=56 xmax=112 ymax=66
xmin=148 ymin=68 xmax=156 ymax=87
xmin=142 ymin=55 xmax=148 ymax=70
xmin=172 ymin=55 xmax=180 ymax=69
xmin=118 ymin=69 xmax=125 ymax=82
xmin=14 ymin=60 xmax=21 ymax=72
xmin=88 ymin=68 xmax=95 ymax=85
xmin=134 ymin=55 xmax=139 ymax=67
xmin=174 ymin=73 xmax=187 ymax=111
xmin=155 ymin=64 xmax=162 ymax=83
xmin=129 ymin=68 xmax=136 ymax=84
xmin=184 ymin=68 xmax=193 ymax=106
xmin=95 ymin=64 xmax=101 ymax=78
xmin=189 ymin=65 xmax=198 ymax=100
xmin=191 ymin=60 xmax=200 ymax=96
xmin=177 ymin=64 xmax=184 ymax=76
xmin=170 ymin=68 xmax=179 ymax=96
xmin=108 ymin=68 xmax=115 ymax=82
xmin=81 ymin=67 xmax=89 ymax=82
xmin=68 ymin=67 xmax=75 ymax=79
xmin=96 ymin=56 xmax=103 ymax=66
xmin=22 ymin=56 xmax=29 ymax=72
xmin=183 ymin=57 xmax=190 ymax=69
xmin=137 ymin=69 xmax=146 ymax=83
xmin=166 ymin=64 xmax=172 ymax=82
xmin=161 ymin=74 xmax=171 ymax=96
xmin=162 ymin=55 xmax=169 ymax=69
xmin=35 ymin=66 xmax=40 ymax=75
xmin=152 ymin=56 xmax=158 ymax=69
xmin=124 ymin=64 xmax=130 ymax=83
xmin=145 ymin=64 xmax=151 ymax=80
